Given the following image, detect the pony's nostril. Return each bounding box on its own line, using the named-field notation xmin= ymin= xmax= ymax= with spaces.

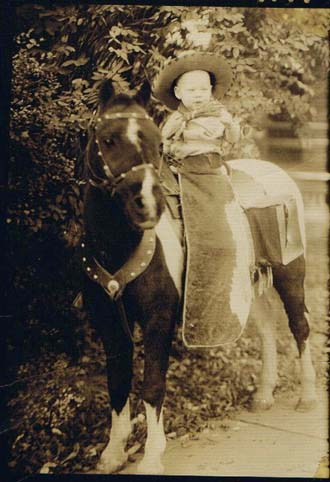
xmin=134 ymin=196 xmax=144 ymax=210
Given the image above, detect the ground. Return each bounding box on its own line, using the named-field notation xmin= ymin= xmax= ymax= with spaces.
xmin=121 ymin=388 xmax=328 ymax=477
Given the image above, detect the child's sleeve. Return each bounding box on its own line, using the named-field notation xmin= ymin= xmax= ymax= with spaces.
xmin=161 ymin=111 xmax=183 ymax=155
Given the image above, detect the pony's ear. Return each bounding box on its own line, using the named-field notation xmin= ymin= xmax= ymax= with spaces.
xmin=134 ymin=80 xmax=151 ymax=107
xmin=99 ymin=79 xmax=115 ymax=107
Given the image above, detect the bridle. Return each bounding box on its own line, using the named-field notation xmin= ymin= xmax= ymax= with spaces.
xmin=86 ymin=111 xmax=162 ymax=196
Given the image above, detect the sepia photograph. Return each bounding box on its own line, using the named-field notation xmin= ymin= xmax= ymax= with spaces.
xmin=2 ymin=2 xmax=329 ymax=479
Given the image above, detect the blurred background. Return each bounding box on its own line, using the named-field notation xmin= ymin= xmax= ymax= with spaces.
xmin=4 ymin=5 xmax=329 ymax=475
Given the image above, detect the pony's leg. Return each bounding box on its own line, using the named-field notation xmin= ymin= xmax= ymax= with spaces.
xmin=273 ymin=256 xmax=317 ymax=411
xmin=97 ymin=394 xmax=131 ymax=473
xmin=137 ymin=313 xmax=175 ymax=474
xmin=138 ymin=401 xmax=166 ymax=474
xmin=250 ymin=292 xmax=278 ymax=410
xmin=94 ymin=308 xmax=134 ymax=473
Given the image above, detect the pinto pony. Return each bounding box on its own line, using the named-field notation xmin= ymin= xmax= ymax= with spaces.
xmin=80 ymin=80 xmax=316 ymax=474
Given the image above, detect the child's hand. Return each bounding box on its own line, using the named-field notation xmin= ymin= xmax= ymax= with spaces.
xmin=218 ymin=109 xmax=233 ymax=125
xmin=225 ymin=118 xmax=240 ymax=143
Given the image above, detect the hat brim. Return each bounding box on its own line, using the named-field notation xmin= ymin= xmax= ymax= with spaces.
xmin=153 ymin=52 xmax=233 ymax=110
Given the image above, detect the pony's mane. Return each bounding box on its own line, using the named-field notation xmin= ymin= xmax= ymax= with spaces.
xmin=104 ymin=93 xmax=138 ymax=109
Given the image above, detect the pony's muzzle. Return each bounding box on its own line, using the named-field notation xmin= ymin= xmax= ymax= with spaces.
xmin=133 ymin=194 xmax=146 ymax=211
xmin=132 ymin=193 xmax=158 ymax=225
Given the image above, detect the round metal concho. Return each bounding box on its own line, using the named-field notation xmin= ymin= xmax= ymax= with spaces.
xmin=107 ymin=279 xmax=120 ymax=296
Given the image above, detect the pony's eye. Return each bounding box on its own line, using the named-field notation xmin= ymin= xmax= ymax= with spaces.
xmin=104 ymin=138 xmax=115 ymax=147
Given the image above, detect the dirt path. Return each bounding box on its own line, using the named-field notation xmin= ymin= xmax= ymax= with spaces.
xmin=120 ymin=388 xmax=328 ymax=477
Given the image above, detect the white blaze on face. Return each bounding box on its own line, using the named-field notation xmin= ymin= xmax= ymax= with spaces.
xmin=126 ymin=118 xmax=157 ymax=220
xmin=141 ymin=166 xmax=157 ymax=219
xmin=126 ymin=118 xmax=141 ymax=152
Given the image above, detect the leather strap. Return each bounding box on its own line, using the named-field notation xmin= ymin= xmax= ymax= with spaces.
xmin=80 ymin=229 xmax=156 ymax=300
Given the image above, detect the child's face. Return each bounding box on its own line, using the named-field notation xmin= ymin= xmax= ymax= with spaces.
xmin=174 ymin=70 xmax=212 ymax=110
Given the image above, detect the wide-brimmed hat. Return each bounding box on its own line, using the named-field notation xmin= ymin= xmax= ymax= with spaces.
xmin=153 ymin=51 xmax=233 ymax=110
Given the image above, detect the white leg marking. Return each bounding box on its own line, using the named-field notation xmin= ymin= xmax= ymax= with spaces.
xmin=141 ymin=167 xmax=157 ymax=218
xmin=97 ymin=399 xmax=131 ymax=473
xmin=251 ymin=293 xmax=278 ymax=410
xmin=126 ymin=118 xmax=141 ymax=151
xmin=155 ymin=208 xmax=183 ymax=295
xmin=224 ymin=200 xmax=253 ymax=326
xmin=138 ymin=402 xmax=166 ymax=474
xmin=299 ymin=338 xmax=317 ymax=403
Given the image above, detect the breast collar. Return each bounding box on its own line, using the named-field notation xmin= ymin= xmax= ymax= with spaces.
xmin=80 ymin=229 xmax=156 ymax=300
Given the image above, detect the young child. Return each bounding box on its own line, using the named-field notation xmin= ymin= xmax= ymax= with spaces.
xmin=153 ymin=51 xmax=240 ymax=171
xmin=152 ymin=51 xmax=252 ymax=348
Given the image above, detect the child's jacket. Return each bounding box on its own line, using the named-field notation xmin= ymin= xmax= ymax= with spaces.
xmin=162 ymin=99 xmax=237 ymax=162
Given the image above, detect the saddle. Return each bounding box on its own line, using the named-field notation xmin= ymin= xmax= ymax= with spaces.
xmin=159 ymin=158 xmax=304 ymax=348
xmin=160 ymin=160 xmax=304 ymax=268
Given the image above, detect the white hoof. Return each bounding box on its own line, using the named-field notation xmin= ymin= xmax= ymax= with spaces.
xmin=96 ymin=451 xmax=128 ymax=474
xmin=251 ymin=386 xmax=275 ymax=411
xmin=251 ymin=396 xmax=274 ymax=412
xmin=137 ymin=457 xmax=164 ymax=475
xmin=295 ymin=398 xmax=317 ymax=412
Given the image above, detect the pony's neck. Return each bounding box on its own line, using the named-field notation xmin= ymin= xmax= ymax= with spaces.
xmin=84 ymin=186 xmax=143 ymax=272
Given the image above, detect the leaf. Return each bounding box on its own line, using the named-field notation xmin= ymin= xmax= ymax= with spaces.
xmin=87 ymin=446 xmax=98 ymax=457
xmin=229 ymin=23 xmax=245 ymax=34
xmin=40 ymin=462 xmax=57 ymax=474
xmin=233 ymin=47 xmax=240 ymax=58
xmin=77 ymin=56 xmax=89 ymax=66
xmin=13 ymin=433 xmax=25 ymax=446
xmin=61 ymin=59 xmax=84 ymax=68
xmin=109 ymin=26 xmax=122 ymax=38
xmin=62 ymin=443 xmax=80 ymax=464
xmin=127 ymin=443 xmax=141 ymax=455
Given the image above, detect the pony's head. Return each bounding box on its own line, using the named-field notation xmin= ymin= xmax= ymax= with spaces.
xmin=86 ymin=80 xmax=165 ymax=230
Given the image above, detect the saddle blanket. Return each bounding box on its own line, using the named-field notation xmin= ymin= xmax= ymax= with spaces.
xmin=160 ymin=158 xmax=305 ymax=348
xmin=229 ymin=159 xmax=305 ymax=266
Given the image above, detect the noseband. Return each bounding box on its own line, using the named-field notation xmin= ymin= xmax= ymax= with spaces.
xmin=86 ymin=111 xmax=161 ymax=195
